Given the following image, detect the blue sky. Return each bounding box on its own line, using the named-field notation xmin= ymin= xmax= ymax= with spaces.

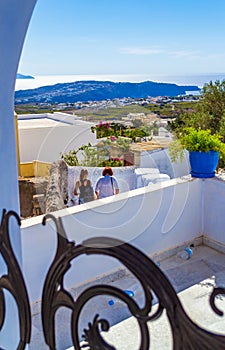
xmin=18 ymin=0 xmax=225 ymax=77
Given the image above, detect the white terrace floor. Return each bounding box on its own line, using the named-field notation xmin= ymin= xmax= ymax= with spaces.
xmin=31 ymin=242 xmax=225 ymax=349
xmin=97 ymin=244 xmax=225 ymax=350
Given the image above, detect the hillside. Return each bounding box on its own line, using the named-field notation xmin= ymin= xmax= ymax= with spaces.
xmin=16 ymin=73 xmax=34 ymax=79
xmin=15 ymin=80 xmax=200 ymax=104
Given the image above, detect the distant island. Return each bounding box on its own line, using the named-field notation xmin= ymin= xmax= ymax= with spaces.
xmin=16 ymin=73 xmax=34 ymax=79
xmin=15 ymin=80 xmax=200 ymax=104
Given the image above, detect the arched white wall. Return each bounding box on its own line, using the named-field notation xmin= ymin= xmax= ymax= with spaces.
xmin=0 ymin=1 xmax=37 ymax=348
xmin=0 ymin=0 xmax=37 ymax=211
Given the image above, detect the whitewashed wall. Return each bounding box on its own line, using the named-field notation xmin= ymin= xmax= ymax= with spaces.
xmin=19 ymin=123 xmax=96 ymax=162
xmin=140 ymin=148 xmax=190 ymax=178
xmin=0 ymin=1 xmax=38 ymax=348
xmin=21 ymin=177 xmax=202 ymax=303
xmin=203 ymin=176 xmax=225 ymax=245
xmin=67 ymin=165 xmax=137 ymax=205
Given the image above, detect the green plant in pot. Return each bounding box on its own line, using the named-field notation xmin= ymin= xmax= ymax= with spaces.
xmin=169 ymin=127 xmax=225 ymax=178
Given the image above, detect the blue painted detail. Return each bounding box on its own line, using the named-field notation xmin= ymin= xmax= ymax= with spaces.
xmin=189 ymin=151 xmax=219 ymax=178
xmin=184 ymin=247 xmax=193 ymax=258
xmin=108 ymin=289 xmax=134 ymax=306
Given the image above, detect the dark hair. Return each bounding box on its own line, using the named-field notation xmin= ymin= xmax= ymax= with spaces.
xmin=80 ymin=169 xmax=88 ymax=181
xmin=102 ymin=167 xmax=113 ymax=176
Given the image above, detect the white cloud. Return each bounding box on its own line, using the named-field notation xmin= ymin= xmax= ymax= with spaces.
xmin=207 ymin=53 xmax=225 ymax=60
xmin=118 ymin=46 xmax=225 ymax=66
xmin=119 ymin=46 xmax=203 ymax=60
xmin=169 ymin=50 xmax=201 ymax=59
xmin=119 ymin=47 xmax=163 ymax=55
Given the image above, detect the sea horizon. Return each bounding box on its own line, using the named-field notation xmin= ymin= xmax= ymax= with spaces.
xmin=15 ymin=73 xmax=225 ymax=92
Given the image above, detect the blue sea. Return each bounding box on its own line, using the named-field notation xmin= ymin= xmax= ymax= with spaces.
xmin=15 ymin=73 xmax=225 ymax=92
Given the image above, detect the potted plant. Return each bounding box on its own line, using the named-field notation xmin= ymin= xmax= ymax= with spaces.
xmin=169 ymin=127 xmax=225 ymax=178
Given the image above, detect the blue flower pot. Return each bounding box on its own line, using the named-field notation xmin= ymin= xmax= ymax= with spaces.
xmin=189 ymin=151 xmax=219 ymax=178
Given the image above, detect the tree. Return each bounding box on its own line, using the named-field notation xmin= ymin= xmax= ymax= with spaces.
xmin=202 ymin=80 xmax=225 ymax=132
xmin=123 ymin=127 xmax=150 ymax=142
xmin=132 ymin=119 xmax=143 ymax=128
xmin=168 ymin=110 xmax=214 ymax=138
xmin=110 ymin=122 xmax=127 ymax=137
xmin=169 ymin=80 xmax=225 ymax=139
xmin=168 ymin=80 xmax=225 ymax=168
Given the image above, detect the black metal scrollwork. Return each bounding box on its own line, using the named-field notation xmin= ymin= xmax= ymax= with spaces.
xmin=42 ymin=214 xmax=225 ymax=350
xmin=1 ymin=210 xmax=224 ymax=349
xmin=81 ymin=314 xmax=115 ymax=350
xmin=0 ymin=209 xmax=31 ymax=350
xmin=210 ymin=287 xmax=225 ymax=316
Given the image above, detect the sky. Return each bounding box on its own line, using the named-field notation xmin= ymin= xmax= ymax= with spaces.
xmin=18 ymin=0 xmax=225 ymax=78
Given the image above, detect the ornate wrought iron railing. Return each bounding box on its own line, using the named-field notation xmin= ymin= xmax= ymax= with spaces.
xmin=0 ymin=210 xmax=31 ymax=350
xmin=1 ymin=209 xmax=225 ymax=349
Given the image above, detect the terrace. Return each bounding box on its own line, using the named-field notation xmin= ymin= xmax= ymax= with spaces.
xmin=2 ymin=173 xmax=224 ymax=349
xmin=1 ymin=2 xmax=225 ymax=350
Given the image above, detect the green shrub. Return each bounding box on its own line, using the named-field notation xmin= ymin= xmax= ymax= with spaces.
xmin=60 ymin=137 xmax=132 ymax=167
xmin=169 ymin=127 xmax=225 ymax=163
xmin=60 ymin=150 xmax=79 ymax=166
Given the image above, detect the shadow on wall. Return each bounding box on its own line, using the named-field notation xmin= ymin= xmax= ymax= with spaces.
xmin=45 ymin=161 xmax=137 ymax=212
xmin=67 ymin=165 xmax=137 ymax=205
xmin=45 ymin=160 xmax=175 ymax=213
xmin=140 ymin=148 xmax=190 ymax=179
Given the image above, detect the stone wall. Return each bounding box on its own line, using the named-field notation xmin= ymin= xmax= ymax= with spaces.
xmin=19 ymin=159 xmax=68 ymax=218
xmin=45 ymin=160 xmax=68 ymax=213
xmin=19 ymin=177 xmax=48 ymax=218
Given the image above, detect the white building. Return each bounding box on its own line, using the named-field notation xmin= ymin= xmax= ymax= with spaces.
xmin=18 ymin=112 xmax=96 ymax=163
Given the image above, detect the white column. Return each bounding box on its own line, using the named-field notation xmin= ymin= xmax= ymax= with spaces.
xmin=0 ymin=1 xmax=37 ymax=348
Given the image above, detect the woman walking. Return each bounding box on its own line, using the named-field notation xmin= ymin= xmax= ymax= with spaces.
xmin=74 ymin=169 xmax=95 ymax=204
xmin=95 ymin=167 xmax=119 ymax=199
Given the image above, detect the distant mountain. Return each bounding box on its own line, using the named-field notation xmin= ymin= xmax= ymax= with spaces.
xmin=16 ymin=73 xmax=34 ymax=79
xmin=15 ymin=80 xmax=200 ymax=104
